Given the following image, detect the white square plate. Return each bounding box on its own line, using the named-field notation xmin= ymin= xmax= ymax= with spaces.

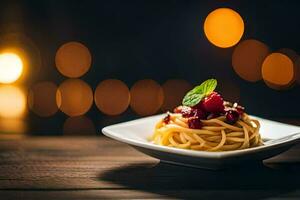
xmin=102 ymin=114 xmax=300 ymax=169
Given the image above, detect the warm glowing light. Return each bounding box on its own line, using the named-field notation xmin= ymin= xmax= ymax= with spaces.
xmin=0 ymin=119 xmax=27 ymax=134
xmin=130 ymin=79 xmax=164 ymax=116
xmin=262 ymin=53 xmax=294 ymax=89
xmin=232 ymin=39 xmax=270 ymax=82
xmin=0 ymin=33 xmax=42 ymax=83
xmin=56 ymin=79 xmax=93 ymax=116
xmin=0 ymin=53 xmax=23 ymax=84
xmin=55 ymin=41 xmax=92 ymax=78
xmin=161 ymin=79 xmax=192 ymax=112
xmin=94 ymin=79 xmax=130 ymax=115
xmin=63 ymin=116 xmax=96 ymax=135
xmin=28 ymin=81 xmax=59 ymax=117
xmin=204 ymin=8 xmax=244 ymax=48
xmin=0 ymin=85 xmax=26 ymax=118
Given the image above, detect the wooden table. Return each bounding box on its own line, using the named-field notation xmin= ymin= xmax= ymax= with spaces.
xmin=0 ymin=136 xmax=300 ymax=199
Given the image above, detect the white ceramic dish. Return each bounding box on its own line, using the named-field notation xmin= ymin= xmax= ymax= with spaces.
xmin=102 ymin=114 xmax=300 ymax=169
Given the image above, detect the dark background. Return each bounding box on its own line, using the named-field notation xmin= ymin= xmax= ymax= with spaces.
xmin=0 ymin=0 xmax=300 ymax=135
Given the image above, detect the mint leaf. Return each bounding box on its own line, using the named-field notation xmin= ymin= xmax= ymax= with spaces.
xmin=182 ymin=79 xmax=217 ymax=107
xmin=200 ymin=79 xmax=217 ymax=95
xmin=182 ymin=92 xmax=204 ymax=107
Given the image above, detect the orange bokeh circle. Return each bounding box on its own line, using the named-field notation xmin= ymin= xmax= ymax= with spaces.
xmin=55 ymin=41 xmax=92 ymax=78
xmin=63 ymin=115 xmax=96 ymax=135
xmin=130 ymin=79 xmax=164 ymax=116
xmin=94 ymin=79 xmax=130 ymax=115
xmin=28 ymin=81 xmax=59 ymax=117
xmin=262 ymin=53 xmax=295 ymax=89
xmin=57 ymin=79 xmax=93 ymax=116
xmin=204 ymin=8 xmax=244 ymax=48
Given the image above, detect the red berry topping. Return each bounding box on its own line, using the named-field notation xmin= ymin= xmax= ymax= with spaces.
xmin=174 ymin=106 xmax=206 ymax=119
xmin=188 ymin=117 xmax=202 ymax=129
xmin=202 ymin=92 xmax=224 ymax=113
xmin=181 ymin=107 xmax=193 ymax=117
xmin=235 ymin=105 xmax=245 ymax=115
xmin=228 ymin=103 xmax=245 ymax=116
xmin=225 ymin=110 xmax=240 ymax=124
xmin=174 ymin=106 xmax=191 ymax=116
xmin=163 ymin=114 xmax=170 ymax=124
xmin=192 ymin=108 xmax=206 ymax=119
xmin=192 ymin=101 xmax=206 ymax=110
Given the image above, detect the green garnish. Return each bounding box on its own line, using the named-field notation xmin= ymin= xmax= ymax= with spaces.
xmin=182 ymin=79 xmax=217 ymax=107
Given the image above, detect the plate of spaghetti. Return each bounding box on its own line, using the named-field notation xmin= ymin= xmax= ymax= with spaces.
xmin=103 ymin=79 xmax=300 ymax=169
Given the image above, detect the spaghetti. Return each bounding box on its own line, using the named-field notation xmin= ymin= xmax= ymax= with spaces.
xmin=151 ymin=113 xmax=263 ymax=151
xmin=150 ymin=79 xmax=263 ymax=151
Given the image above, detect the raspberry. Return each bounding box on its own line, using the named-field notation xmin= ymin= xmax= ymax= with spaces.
xmin=192 ymin=101 xmax=206 ymax=110
xmin=225 ymin=109 xmax=240 ymax=124
xmin=202 ymin=92 xmax=224 ymax=113
xmin=188 ymin=117 xmax=202 ymax=129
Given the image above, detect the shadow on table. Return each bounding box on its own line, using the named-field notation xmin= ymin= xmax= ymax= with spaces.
xmin=100 ymin=161 xmax=300 ymax=199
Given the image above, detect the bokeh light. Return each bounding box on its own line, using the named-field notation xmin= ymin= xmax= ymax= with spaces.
xmin=161 ymin=79 xmax=192 ymax=111
xmin=63 ymin=115 xmax=96 ymax=135
xmin=55 ymin=41 xmax=92 ymax=78
xmin=204 ymin=8 xmax=244 ymax=48
xmin=130 ymin=79 xmax=164 ymax=116
xmin=0 ymin=85 xmax=26 ymax=118
xmin=56 ymin=79 xmax=93 ymax=116
xmin=232 ymin=39 xmax=270 ymax=82
xmin=0 ymin=33 xmax=42 ymax=85
xmin=94 ymin=79 xmax=130 ymax=115
xmin=0 ymin=119 xmax=27 ymax=135
xmin=0 ymin=52 xmax=23 ymax=84
xmin=28 ymin=81 xmax=59 ymax=117
xmin=262 ymin=53 xmax=295 ymax=89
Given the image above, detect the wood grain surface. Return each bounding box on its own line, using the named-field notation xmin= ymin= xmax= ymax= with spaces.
xmin=0 ymin=136 xmax=300 ymax=199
